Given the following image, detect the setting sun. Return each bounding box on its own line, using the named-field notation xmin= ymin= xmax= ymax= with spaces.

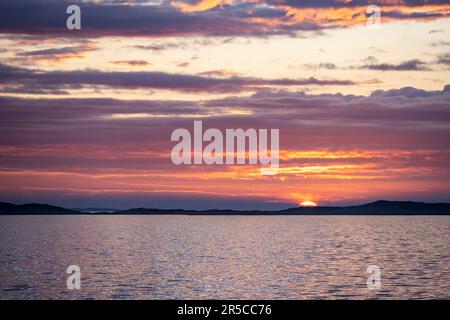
xmin=300 ymin=201 xmax=318 ymax=207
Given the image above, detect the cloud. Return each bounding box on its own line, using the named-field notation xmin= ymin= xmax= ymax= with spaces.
xmin=0 ymin=63 xmax=355 ymax=94
xmin=268 ymin=1 xmax=450 ymax=9
xmin=133 ymin=43 xmax=185 ymax=52
xmin=303 ymin=62 xmax=337 ymax=70
xmin=1 ymin=84 xmax=449 ymax=208
xmin=1 ymin=85 xmax=449 ymax=141
xmin=198 ymin=69 xmax=242 ymax=77
xmin=206 ymin=85 xmax=450 ymax=128
xmin=0 ymin=0 xmax=321 ymax=38
xmin=360 ymin=59 xmax=430 ymax=71
xmin=437 ymin=54 xmax=450 ymax=67
xmin=430 ymin=41 xmax=450 ymax=47
xmin=10 ymin=42 xmax=97 ymax=63
xmin=359 ymin=78 xmax=383 ymax=85
xmin=171 ymin=0 xmax=227 ymax=13
xmin=109 ymin=60 xmax=152 ymax=66
xmin=132 ymin=39 xmax=218 ymax=52
xmin=0 ymin=0 xmax=448 ymax=38
xmin=176 ymin=61 xmax=191 ymax=68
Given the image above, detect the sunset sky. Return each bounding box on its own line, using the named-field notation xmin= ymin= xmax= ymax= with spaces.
xmin=0 ymin=0 xmax=449 ymax=209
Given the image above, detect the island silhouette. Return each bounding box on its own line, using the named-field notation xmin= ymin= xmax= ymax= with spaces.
xmin=1 ymin=200 xmax=450 ymax=215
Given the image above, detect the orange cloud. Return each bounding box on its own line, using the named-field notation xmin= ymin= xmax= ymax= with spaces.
xmin=171 ymin=0 xmax=231 ymax=13
xmin=283 ymin=5 xmax=450 ymax=27
xmin=11 ymin=42 xmax=97 ymax=63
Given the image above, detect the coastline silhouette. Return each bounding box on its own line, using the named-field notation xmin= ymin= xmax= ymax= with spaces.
xmin=1 ymin=200 xmax=450 ymax=215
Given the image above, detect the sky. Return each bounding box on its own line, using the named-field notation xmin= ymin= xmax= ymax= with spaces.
xmin=0 ymin=0 xmax=449 ymax=209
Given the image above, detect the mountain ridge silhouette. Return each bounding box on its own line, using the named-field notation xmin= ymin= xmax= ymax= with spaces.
xmin=1 ymin=200 xmax=450 ymax=215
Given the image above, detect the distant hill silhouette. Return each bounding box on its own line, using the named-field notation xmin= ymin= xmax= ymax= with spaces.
xmin=0 ymin=202 xmax=77 ymax=215
xmin=281 ymin=200 xmax=450 ymax=215
xmin=1 ymin=200 xmax=450 ymax=215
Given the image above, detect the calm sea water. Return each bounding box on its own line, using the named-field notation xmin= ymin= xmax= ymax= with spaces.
xmin=0 ymin=215 xmax=449 ymax=300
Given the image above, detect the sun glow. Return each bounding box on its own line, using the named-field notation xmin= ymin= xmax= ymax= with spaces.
xmin=300 ymin=201 xmax=318 ymax=207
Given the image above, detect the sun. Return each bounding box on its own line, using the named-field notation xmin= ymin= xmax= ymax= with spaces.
xmin=300 ymin=201 xmax=318 ymax=207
